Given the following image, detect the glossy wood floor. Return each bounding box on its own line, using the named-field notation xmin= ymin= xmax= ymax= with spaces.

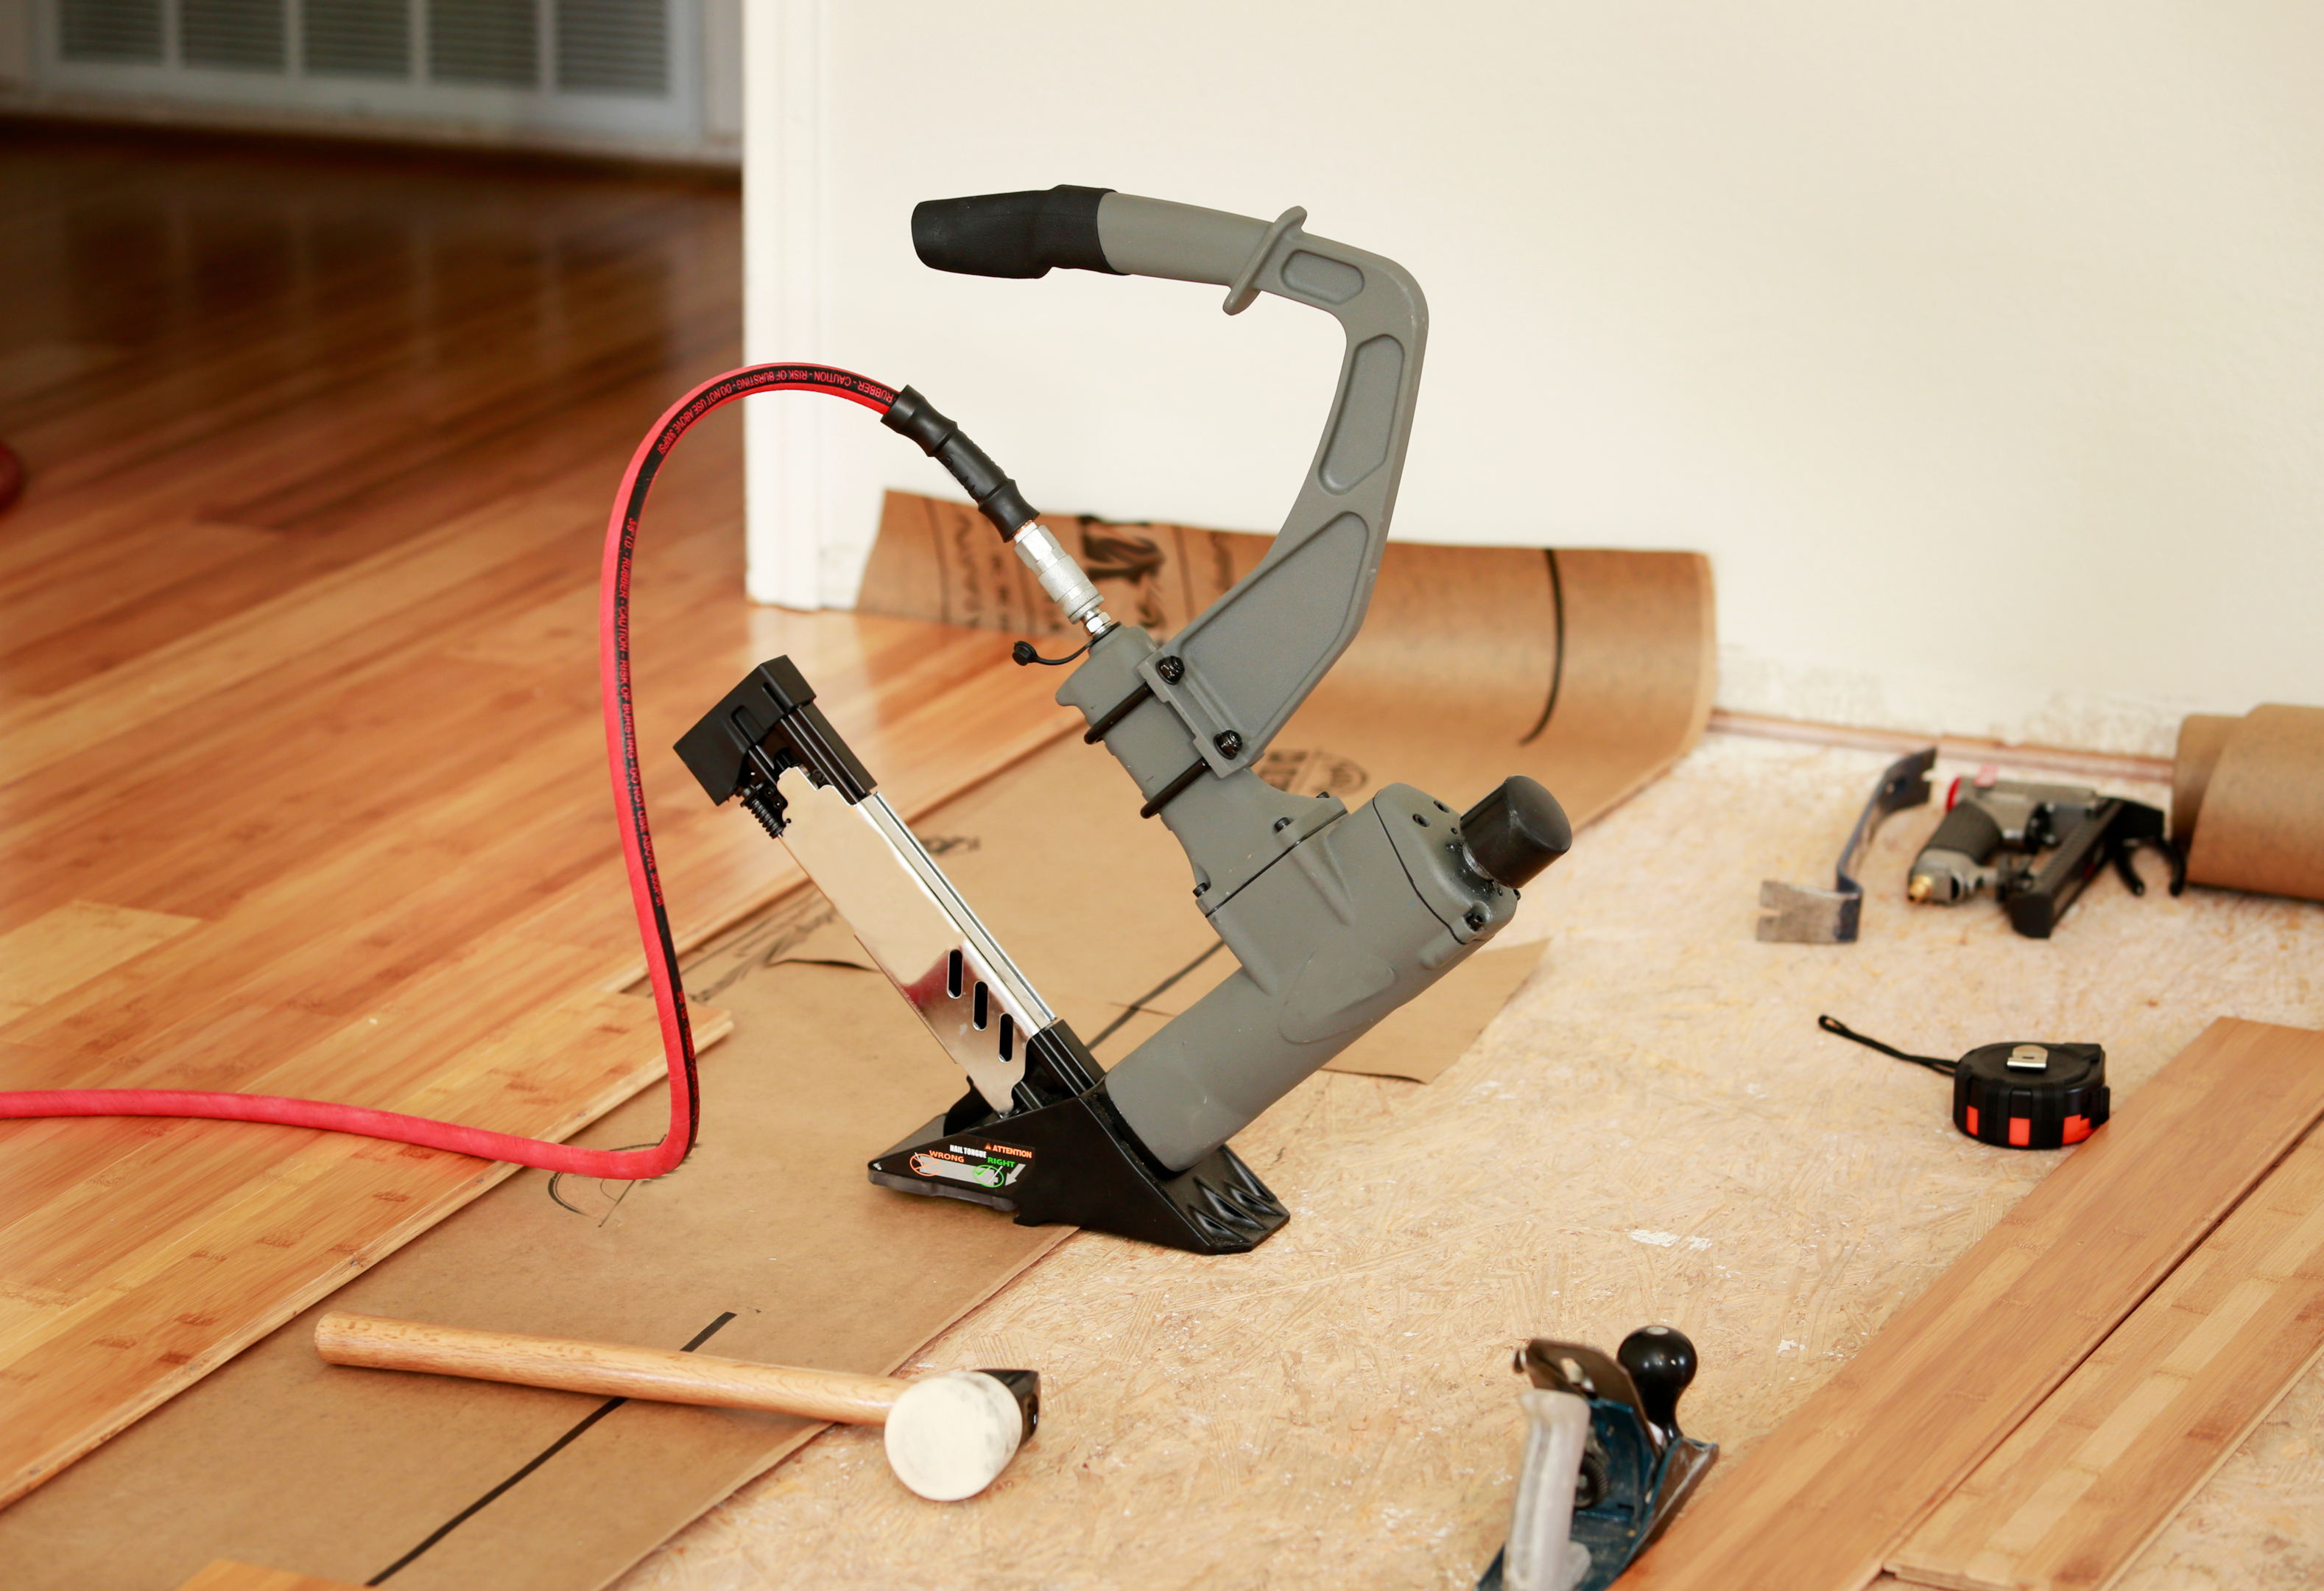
xmin=0 ymin=130 xmax=1075 ymax=1506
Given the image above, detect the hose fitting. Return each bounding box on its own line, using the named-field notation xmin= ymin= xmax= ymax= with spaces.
xmin=1013 ymin=523 xmax=1110 ymax=634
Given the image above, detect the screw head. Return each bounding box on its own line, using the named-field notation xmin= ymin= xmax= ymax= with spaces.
xmin=1464 ymin=905 xmax=1488 ymax=930
xmin=1155 ymin=656 xmax=1185 ymax=684
xmin=1272 ymin=815 xmax=1293 ymax=831
xmin=1213 ymin=731 xmax=1243 ymax=758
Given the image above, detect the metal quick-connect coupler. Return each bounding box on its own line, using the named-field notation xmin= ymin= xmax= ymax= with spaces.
xmin=1012 ymin=523 xmax=1110 ymax=634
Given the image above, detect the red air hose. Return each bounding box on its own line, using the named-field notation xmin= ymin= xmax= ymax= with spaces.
xmin=0 ymin=364 xmax=900 ymax=1179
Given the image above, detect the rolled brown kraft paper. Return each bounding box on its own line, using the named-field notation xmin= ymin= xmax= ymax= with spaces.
xmin=2175 ymin=703 xmax=2324 ymax=902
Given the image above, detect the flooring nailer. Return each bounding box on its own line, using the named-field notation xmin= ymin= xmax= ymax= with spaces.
xmin=678 ymin=188 xmax=1573 ymax=1254
xmin=0 ymin=187 xmax=1570 ymax=1246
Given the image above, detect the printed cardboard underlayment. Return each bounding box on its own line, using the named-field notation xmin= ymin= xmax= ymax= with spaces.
xmin=1 ymin=496 xmax=1716 ymax=1590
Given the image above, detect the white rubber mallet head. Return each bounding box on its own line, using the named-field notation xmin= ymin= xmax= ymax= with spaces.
xmin=314 ymin=1313 xmax=1040 ymax=1503
xmin=881 ymin=1369 xmax=1034 ymax=1500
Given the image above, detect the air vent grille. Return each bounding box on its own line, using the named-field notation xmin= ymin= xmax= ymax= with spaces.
xmin=303 ymin=0 xmax=408 ymax=77
xmin=181 ymin=0 xmax=286 ymax=70
xmin=59 ymin=0 xmax=165 ymax=61
xmin=557 ymin=0 xmax=665 ymax=96
xmin=428 ymin=0 xmax=536 ymax=85
xmin=49 ymin=0 xmax=678 ymax=108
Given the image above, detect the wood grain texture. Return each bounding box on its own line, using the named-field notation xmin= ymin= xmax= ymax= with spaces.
xmin=0 ymin=901 xmax=203 ymax=1022
xmin=314 ymin=1312 xmax=909 ymax=1424
xmin=1890 ymin=1127 xmax=2324 ymax=1591
xmin=1623 ymin=1018 xmax=2324 ymax=1591
xmin=0 ymin=132 xmax=1074 ymax=1506
xmin=171 ymin=1563 xmax=368 ymax=1591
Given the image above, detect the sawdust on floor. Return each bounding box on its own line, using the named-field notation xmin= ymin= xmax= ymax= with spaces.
xmin=609 ymin=731 xmax=2324 ymax=1591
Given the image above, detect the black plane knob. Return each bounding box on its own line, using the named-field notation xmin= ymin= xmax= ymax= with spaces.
xmin=1618 ymin=1324 xmax=1698 ymax=1441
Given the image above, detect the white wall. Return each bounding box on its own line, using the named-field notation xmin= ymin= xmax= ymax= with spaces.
xmin=746 ymin=1 xmax=2324 ymax=755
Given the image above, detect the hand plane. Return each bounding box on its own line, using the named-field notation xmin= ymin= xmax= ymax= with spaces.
xmin=680 ymin=187 xmax=1572 ymax=1254
xmin=1480 ymin=1327 xmax=1717 ymax=1591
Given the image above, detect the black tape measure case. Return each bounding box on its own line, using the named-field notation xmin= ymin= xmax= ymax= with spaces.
xmin=1953 ymin=1042 xmax=2108 ymax=1148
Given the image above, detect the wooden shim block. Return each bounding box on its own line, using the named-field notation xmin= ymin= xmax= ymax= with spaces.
xmin=1888 ymin=1122 xmax=2324 ymax=1591
xmin=1624 ymin=1017 xmax=2324 ymax=1591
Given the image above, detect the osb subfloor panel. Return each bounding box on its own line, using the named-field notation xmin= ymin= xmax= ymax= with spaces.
xmin=612 ymin=733 xmax=2324 ymax=1590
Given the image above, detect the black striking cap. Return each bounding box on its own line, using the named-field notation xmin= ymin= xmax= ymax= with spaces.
xmin=1459 ymin=776 xmax=1573 ymax=889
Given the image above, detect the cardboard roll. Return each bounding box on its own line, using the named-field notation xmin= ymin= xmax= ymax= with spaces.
xmin=1953 ymin=1041 xmax=2108 ymax=1149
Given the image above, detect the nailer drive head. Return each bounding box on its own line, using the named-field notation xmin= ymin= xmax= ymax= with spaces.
xmin=674 ymin=656 xmax=877 ymax=811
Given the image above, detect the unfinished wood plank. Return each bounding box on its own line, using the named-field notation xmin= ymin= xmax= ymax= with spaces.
xmin=1889 ymin=1123 xmax=2324 ymax=1591
xmin=1624 ymin=1017 xmax=2324 ymax=1591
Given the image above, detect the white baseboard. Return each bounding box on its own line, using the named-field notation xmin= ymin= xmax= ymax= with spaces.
xmin=1714 ymin=647 xmax=2219 ymax=761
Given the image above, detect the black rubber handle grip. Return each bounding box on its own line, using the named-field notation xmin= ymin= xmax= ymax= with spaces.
xmin=911 ymin=186 xmax=1121 ymax=279
xmin=1926 ymin=799 xmax=2003 ymax=862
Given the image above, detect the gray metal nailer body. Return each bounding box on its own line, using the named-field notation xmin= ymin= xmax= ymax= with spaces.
xmin=686 ymin=187 xmax=1571 ymax=1253
xmin=936 ymin=188 xmax=1573 ymax=1173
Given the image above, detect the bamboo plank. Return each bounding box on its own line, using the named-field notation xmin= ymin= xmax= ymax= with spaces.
xmin=1888 ymin=1125 xmax=2324 ymax=1591
xmin=0 ymin=902 xmax=204 ymax=1024
xmin=1623 ymin=1017 xmax=2324 ymax=1591
xmin=0 ymin=488 xmax=593 ymax=783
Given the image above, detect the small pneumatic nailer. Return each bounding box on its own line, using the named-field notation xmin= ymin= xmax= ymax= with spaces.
xmin=1906 ymin=771 xmax=2183 ymax=938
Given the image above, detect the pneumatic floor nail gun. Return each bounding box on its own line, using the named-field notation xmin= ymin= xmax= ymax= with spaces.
xmin=679 ymin=186 xmax=1571 ymax=1254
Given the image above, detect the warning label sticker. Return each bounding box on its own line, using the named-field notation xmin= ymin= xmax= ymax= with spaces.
xmin=907 ymin=1141 xmax=1032 ymax=1190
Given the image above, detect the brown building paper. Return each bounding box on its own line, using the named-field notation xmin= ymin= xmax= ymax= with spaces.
xmin=2174 ymin=704 xmax=2324 ymax=903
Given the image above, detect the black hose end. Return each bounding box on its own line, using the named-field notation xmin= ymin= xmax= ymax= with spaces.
xmin=881 ymin=385 xmax=954 ymax=457
xmin=881 ymin=386 xmax=1037 ymax=541
xmin=976 ymin=481 xmax=1037 ymax=539
xmin=911 ymin=186 xmax=1120 ymax=279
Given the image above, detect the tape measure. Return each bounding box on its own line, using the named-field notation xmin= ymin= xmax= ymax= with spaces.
xmin=1951 ymin=1041 xmax=2108 ymax=1148
xmin=1819 ymin=1016 xmax=2109 ymax=1151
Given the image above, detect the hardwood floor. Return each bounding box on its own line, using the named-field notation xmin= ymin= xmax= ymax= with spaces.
xmin=1626 ymin=1018 xmax=2324 ymax=1591
xmin=0 ymin=130 xmax=1076 ymax=1505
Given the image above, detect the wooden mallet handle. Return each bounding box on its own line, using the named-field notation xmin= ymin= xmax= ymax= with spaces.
xmin=314 ymin=1311 xmax=907 ymax=1425
xmin=315 ymin=1311 xmax=1037 ymax=1500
